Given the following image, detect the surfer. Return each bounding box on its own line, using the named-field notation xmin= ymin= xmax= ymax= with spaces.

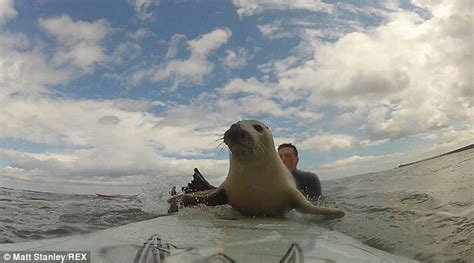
xmin=278 ymin=143 xmax=322 ymax=201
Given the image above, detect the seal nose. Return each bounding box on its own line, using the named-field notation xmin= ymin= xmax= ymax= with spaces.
xmin=224 ymin=123 xmax=246 ymax=146
xmin=229 ymin=123 xmax=241 ymax=131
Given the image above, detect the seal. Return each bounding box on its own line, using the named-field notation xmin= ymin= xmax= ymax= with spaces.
xmin=169 ymin=120 xmax=345 ymax=218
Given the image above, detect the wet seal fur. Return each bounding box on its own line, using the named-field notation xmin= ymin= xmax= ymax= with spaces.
xmin=169 ymin=120 xmax=345 ymax=218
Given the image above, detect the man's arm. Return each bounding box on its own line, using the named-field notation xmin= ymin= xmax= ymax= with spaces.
xmin=303 ymin=172 xmax=322 ymax=201
xmin=312 ymin=174 xmax=322 ymax=199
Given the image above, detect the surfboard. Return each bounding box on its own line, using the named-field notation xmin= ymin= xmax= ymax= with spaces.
xmin=0 ymin=211 xmax=416 ymax=262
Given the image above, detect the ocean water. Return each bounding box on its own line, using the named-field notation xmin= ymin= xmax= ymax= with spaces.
xmin=0 ymin=149 xmax=472 ymax=262
xmin=320 ymin=148 xmax=474 ymax=262
xmin=0 ymin=189 xmax=156 ymax=244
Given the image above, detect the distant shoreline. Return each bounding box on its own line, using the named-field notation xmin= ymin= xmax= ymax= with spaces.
xmin=398 ymin=144 xmax=474 ymax=168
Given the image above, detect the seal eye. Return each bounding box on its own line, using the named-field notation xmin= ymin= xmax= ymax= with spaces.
xmin=253 ymin=124 xmax=264 ymax=133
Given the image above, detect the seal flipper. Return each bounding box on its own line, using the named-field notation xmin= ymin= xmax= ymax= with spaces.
xmin=182 ymin=168 xmax=218 ymax=193
xmin=168 ymin=168 xmax=218 ymax=213
xmin=167 ymin=188 xmax=227 ymax=213
xmin=182 ymin=188 xmax=228 ymax=206
xmin=291 ymin=189 xmax=345 ymax=219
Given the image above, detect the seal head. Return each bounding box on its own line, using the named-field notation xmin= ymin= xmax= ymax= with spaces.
xmin=224 ymin=120 xmax=269 ymax=160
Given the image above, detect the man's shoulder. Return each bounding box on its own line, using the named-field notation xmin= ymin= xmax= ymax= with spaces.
xmin=295 ymin=169 xmax=317 ymax=177
xmin=294 ymin=169 xmax=319 ymax=179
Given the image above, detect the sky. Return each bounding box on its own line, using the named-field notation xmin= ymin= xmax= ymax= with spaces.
xmin=0 ymin=0 xmax=472 ymax=194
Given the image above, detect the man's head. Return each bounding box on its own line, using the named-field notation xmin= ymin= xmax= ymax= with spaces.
xmin=278 ymin=143 xmax=299 ymax=172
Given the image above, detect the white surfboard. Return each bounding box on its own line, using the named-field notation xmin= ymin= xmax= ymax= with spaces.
xmin=0 ymin=212 xmax=416 ymax=263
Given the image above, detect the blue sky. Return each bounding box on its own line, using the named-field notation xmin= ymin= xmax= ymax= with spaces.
xmin=0 ymin=0 xmax=472 ymax=194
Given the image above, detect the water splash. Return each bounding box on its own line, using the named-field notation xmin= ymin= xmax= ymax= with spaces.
xmin=139 ymin=173 xmax=188 ymax=215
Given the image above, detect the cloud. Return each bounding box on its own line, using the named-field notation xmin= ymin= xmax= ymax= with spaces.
xmin=112 ymin=99 xmax=153 ymax=112
xmin=1 ymin=15 xmax=113 ymax=96
xmin=298 ymin=133 xmax=358 ymax=152
xmin=0 ymin=95 xmax=230 ymax=187
xmin=1 ymin=90 xmax=233 ymax=158
xmin=39 ymin=15 xmax=110 ymax=72
xmin=0 ymin=32 xmax=73 ymax=95
xmin=98 ymin=115 xmax=120 ymax=126
xmin=218 ymin=77 xmax=274 ymax=98
xmin=154 ymin=28 xmax=232 ymax=86
xmin=187 ymin=29 xmax=232 ymax=57
xmin=1 ymin=0 xmax=471 ymax=193
xmin=0 ymin=0 xmax=17 ymax=25
xmin=319 ymin=154 xmax=381 ymax=170
xmin=218 ymin=77 xmax=310 ymax=105
xmin=363 ymin=102 xmax=451 ymax=141
xmin=232 ymin=0 xmax=332 ymax=17
xmin=315 ymin=128 xmax=473 ymax=180
xmin=129 ymin=0 xmax=160 ymax=21
xmin=131 ymin=28 xmax=232 ymax=89
xmin=130 ymin=28 xmax=151 ymax=40
xmin=164 ymin=34 xmax=187 ymax=60
xmin=217 ymin=78 xmax=323 ymax=122
xmin=271 ymin=1 xmax=472 ymax=142
xmin=109 ymin=28 xmax=151 ymax=66
xmin=221 ymin=48 xmax=249 ymax=69
xmin=332 ymin=110 xmax=364 ymax=128
xmin=421 ymin=125 xmax=473 ymax=147
xmin=257 ymin=20 xmax=293 ymax=39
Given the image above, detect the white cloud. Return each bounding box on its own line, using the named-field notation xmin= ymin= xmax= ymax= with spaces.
xmin=315 ymin=129 xmax=473 ymax=180
xmin=217 ymin=95 xmax=290 ymax=118
xmin=232 ymin=0 xmax=333 ymax=17
xmin=333 ymin=110 xmax=364 ymax=128
xmin=298 ymin=133 xmax=358 ymax=152
xmin=112 ymin=99 xmax=153 ymax=112
xmin=259 ymin=56 xmax=300 ymax=76
xmin=0 ymin=95 xmax=231 ymax=190
xmin=257 ymin=22 xmax=279 ymax=38
xmin=39 ymin=15 xmax=110 ymax=72
xmin=151 ymin=100 xmax=166 ymax=107
xmin=221 ymin=48 xmax=249 ymax=69
xmin=0 ymin=0 xmax=17 ymax=25
xmin=164 ymin=34 xmax=187 ymax=60
xmin=272 ymin=2 xmax=472 ymax=142
xmin=109 ymin=29 xmax=151 ymax=66
xmin=0 ymin=94 xmax=228 ymax=158
xmin=218 ymin=77 xmax=274 ymax=98
xmin=363 ymin=102 xmax=452 ymax=141
xmin=218 ymin=77 xmax=310 ymax=105
xmin=129 ymin=0 xmax=160 ymax=21
xmin=257 ymin=20 xmax=293 ymax=39
xmin=412 ymin=0 xmax=470 ymax=17
xmin=130 ymin=28 xmax=151 ymax=40
xmin=320 ymin=154 xmax=381 ymax=170
xmin=217 ymin=78 xmax=323 ymax=122
xmin=188 ymin=29 xmax=232 ymax=57
xmin=1 ymin=0 xmax=472 ymax=194
xmin=131 ymin=28 xmax=232 ymax=89
xmin=421 ymin=125 xmax=473 ymax=146
xmin=39 ymin=16 xmax=109 ymax=44
xmin=127 ymin=68 xmax=150 ymax=86
xmin=97 ymin=115 xmax=120 ymax=126
xmin=0 ymin=32 xmax=73 ymax=95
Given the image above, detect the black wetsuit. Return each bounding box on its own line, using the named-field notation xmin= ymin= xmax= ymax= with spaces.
xmin=291 ymin=169 xmax=322 ymax=201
